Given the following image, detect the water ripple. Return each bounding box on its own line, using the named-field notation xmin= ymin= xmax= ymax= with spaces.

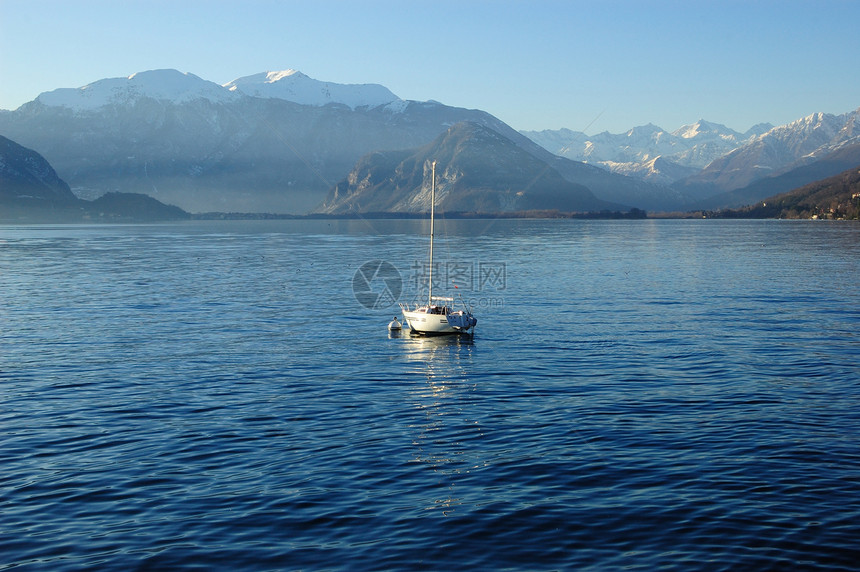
xmin=1 ymin=220 xmax=859 ymax=570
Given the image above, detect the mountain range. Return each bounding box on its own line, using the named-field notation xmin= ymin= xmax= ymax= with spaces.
xmin=1 ymin=68 xmax=859 ymax=215
xmin=524 ymin=110 xmax=860 ymax=199
xmin=677 ymin=111 xmax=859 ymax=199
xmin=0 ymin=69 xmax=670 ymax=213
xmin=522 ymin=120 xmax=773 ymax=185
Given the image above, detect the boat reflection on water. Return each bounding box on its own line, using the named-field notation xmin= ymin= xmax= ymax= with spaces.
xmin=392 ymin=332 xmax=484 ymax=516
xmin=396 ymin=331 xmax=475 ymax=374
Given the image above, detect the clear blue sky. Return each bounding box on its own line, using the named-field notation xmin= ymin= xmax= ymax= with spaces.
xmin=1 ymin=0 xmax=858 ymax=134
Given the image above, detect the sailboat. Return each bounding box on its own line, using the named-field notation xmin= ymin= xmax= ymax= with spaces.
xmin=400 ymin=161 xmax=478 ymax=336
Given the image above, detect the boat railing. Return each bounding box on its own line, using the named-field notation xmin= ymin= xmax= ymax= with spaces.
xmin=400 ymin=296 xmax=470 ymax=315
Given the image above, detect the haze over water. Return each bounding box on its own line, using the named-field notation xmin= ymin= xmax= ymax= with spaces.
xmin=2 ymin=219 xmax=858 ymax=569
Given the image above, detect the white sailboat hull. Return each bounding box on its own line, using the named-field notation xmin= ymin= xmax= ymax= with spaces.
xmin=402 ymin=306 xmax=477 ymax=335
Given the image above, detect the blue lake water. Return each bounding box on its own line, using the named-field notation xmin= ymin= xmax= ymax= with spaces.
xmin=1 ymin=218 xmax=859 ymax=570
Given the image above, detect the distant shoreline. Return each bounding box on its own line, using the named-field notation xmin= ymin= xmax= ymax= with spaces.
xmin=190 ymin=208 xmax=650 ymax=221
xmin=5 ymin=206 xmax=858 ymax=224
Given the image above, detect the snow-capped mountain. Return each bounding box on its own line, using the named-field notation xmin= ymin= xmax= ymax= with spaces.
xmin=223 ymin=70 xmax=400 ymax=109
xmin=604 ymin=156 xmax=699 ymax=184
xmin=523 ymin=121 xmax=772 ymax=184
xmin=35 ymin=70 xmax=238 ymax=111
xmin=30 ymin=68 xmax=401 ymax=113
xmin=677 ymin=109 xmax=860 ymax=196
xmin=0 ymin=68 xmax=666 ymax=213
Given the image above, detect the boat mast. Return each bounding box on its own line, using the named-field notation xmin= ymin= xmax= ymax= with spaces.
xmin=428 ymin=160 xmax=436 ymax=306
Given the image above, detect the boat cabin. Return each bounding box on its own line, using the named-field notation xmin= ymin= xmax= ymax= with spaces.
xmin=426 ymin=305 xmax=450 ymax=315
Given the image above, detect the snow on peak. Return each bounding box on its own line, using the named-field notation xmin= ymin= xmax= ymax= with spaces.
xmin=224 ymin=70 xmax=400 ymax=109
xmin=31 ymin=68 xmax=402 ymax=112
xmin=36 ymin=69 xmax=237 ymax=111
xmin=264 ymin=70 xmax=301 ymax=82
xmin=769 ymin=111 xmax=841 ymax=139
xmin=673 ymin=119 xmax=737 ymax=139
xmin=625 ymin=123 xmax=661 ymax=137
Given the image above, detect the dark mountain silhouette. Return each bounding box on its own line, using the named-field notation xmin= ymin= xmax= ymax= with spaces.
xmin=0 ymin=134 xmax=78 ymax=204
xmin=1 ymin=135 xmax=189 ymax=222
xmin=88 ymin=192 xmax=190 ymax=221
